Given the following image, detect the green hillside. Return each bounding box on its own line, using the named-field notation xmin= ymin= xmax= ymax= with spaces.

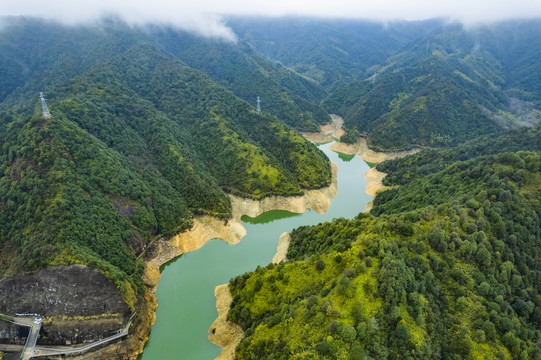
xmin=321 ymin=22 xmax=541 ymax=150
xmin=149 ymin=27 xmax=330 ymax=130
xmin=228 ymin=128 xmax=541 ymax=359
xmin=232 ymin=19 xmax=541 ymax=150
xmin=229 ymin=17 xmax=442 ymax=90
xmin=342 ymin=56 xmax=504 ymax=150
xmin=1 ymin=16 xmax=541 ymax=359
xmin=0 ymin=17 xmax=331 ymax=132
xmin=0 ymin=20 xmax=331 ymax=302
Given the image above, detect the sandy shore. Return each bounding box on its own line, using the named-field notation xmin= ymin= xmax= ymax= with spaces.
xmin=121 ymin=115 xmax=418 ymax=360
xmin=362 ymin=167 xmax=388 ymax=213
xmin=303 ymin=114 xmax=345 ymax=142
xmin=302 ymin=115 xmax=419 ymax=165
xmin=124 ymin=159 xmax=339 ymax=360
xmin=204 ymin=118 xmax=424 ymax=360
xmin=208 ymin=285 xmax=244 ymax=360
xmin=330 ymin=137 xmax=420 ymax=164
xmin=365 ymin=167 xmax=387 ymax=197
xmin=301 ymin=115 xmax=419 ymax=214
xmin=272 ymin=232 xmax=291 ymax=264
xmin=91 ymin=155 xmax=340 ymax=360
xmin=208 ymin=163 xmax=338 ymax=358
xmin=230 ymin=163 xmax=338 ymax=221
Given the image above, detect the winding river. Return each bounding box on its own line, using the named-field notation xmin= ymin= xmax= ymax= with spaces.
xmin=141 ymin=142 xmax=373 ymax=359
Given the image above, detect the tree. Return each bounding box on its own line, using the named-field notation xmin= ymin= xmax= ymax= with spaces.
xmin=341 ymin=325 xmax=357 ymax=343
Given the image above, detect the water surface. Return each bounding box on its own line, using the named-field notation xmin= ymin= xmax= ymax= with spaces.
xmin=141 ymin=143 xmax=372 ymax=359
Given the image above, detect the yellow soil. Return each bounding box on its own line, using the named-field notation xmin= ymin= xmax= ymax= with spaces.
xmin=120 ymin=160 xmax=339 ymax=360
xmin=362 ymin=167 xmax=388 ymax=214
xmin=209 ymin=163 xmax=337 ymax=359
xmin=230 ymin=162 xmax=338 ymax=220
xmin=365 ymin=167 xmax=387 ymax=197
xmin=300 ymin=115 xmax=419 ymax=215
xmin=170 ymin=216 xmax=246 ymax=252
xmin=272 ymin=232 xmax=291 ymax=264
xmin=330 ymin=137 xmax=420 ymax=163
xmin=301 ymin=131 xmax=333 ymax=143
xmin=105 ymin=113 xmax=419 ymax=359
xmin=302 ymin=115 xmax=419 ymax=164
xmin=208 ymin=285 xmax=244 ymax=360
xmin=304 ymin=114 xmax=345 ymax=141
xmin=363 ymin=201 xmax=374 ymax=213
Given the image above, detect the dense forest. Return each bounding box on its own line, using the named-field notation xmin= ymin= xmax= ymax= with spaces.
xmin=228 ymin=127 xmax=541 ymax=359
xmin=0 ymin=18 xmax=331 ymax=302
xmin=1 ymin=15 xmax=541 ymax=359
xmin=233 ymin=18 xmax=541 ymax=150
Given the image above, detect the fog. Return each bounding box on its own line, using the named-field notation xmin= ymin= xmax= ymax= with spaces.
xmin=1 ymin=0 xmax=541 ymax=40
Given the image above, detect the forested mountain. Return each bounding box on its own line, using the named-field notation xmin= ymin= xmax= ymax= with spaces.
xmin=324 ymin=21 xmax=541 ymax=150
xmin=0 ymin=18 xmax=331 ymax=301
xmin=147 ymin=26 xmax=330 ymax=130
xmin=228 ymin=127 xmax=541 ymax=359
xmin=228 ymin=17 xmax=442 ymax=90
xmin=231 ymin=18 xmax=541 ymax=150
xmin=0 ymin=17 xmax=330 ymax=131
xmin=2 ymin=14 xmax=541 ymax=360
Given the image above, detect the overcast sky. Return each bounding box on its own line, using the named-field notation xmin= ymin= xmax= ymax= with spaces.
xmin=2 ymin=0 xmax=541 ymax=39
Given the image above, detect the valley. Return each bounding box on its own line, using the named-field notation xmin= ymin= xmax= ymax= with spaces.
xmin=0 ymin=15 xmax=540 ymax=360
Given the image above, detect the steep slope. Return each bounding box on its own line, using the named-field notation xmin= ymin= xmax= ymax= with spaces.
xmin=228 ymin=128 xmax=541 ymax=359
xmin=322 ymin=21 xmax=541 ymax=150
xmin=476 ymin=20 xmax=541 ymax=107
xmin=229 ymin=17 xmax=443 ymax=90
xmin=343 ymin=56 xmax=504 ymax=150
xmin=147 ymin=26 xmax=329 ymax=130
xmin=0 ymin=17 xmax=331 ymax=132
xmin=0 ymin=17 xmax=141 ymax=106
xmin=0 ymin=25 xmax=331 ymax=313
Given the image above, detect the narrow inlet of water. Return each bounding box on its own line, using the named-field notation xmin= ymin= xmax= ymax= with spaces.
xmin=141 ymin=142 xmax=372 ymax=359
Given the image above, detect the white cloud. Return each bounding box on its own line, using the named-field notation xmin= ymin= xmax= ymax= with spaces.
xmin=1 ymin=0 xmax=541 ymax=38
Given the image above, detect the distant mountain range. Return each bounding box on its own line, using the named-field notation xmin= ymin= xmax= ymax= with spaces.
xmin=233 ymin=18 xmax=541 ymax=149
xmin=1 ymin=16 xmax=540 ymax=359
xmin=0 ymin=17 xmax=332 ymax=296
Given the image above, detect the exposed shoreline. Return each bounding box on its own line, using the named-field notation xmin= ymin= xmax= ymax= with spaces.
xmin=203 ymin=118 xmax=422 ymax=360
xmin=207 ymin=162 xmax=338 ymax=359
xmin=108 ymin=159 xmax=339 ymax=360
xmin=206 ymin=125 xmax=420 ymax=360
xmin=303 ymin=117 xmax=419 ymax=214
xmin=271 ymin=232 xmax=291 ymax=264
xmin=117 ymin=116 xmax=417 ymax=360
xmin=362 ymin=167 xmax=388 ymax=213
xmin=208 ymin=284 xmax=244 ymax=360
xmin=81 ymin=156 xmax=338 ymax=359
xmin=329 ymin=137 xmax=420 ymax=164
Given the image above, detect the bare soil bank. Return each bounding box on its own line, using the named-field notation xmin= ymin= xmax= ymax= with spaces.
xmin=31 ymin=158 xmax=338 ymax=359
xmin=102 ymin=161 xmax=339 ymax=360
xmin=330 ymin=137 xmax=420 ymax=163
xmin=303 ymin=117 xmax=419 ymax=214
xmin=208 ymin=285 xmax=243 ymax=360
xmin=272 ymin=232 xmax=291 ymax=264
xmin=208 ymin=163 xmax=338 ymax=359
xmin=205 ymin=120 xmax=424 ymax=360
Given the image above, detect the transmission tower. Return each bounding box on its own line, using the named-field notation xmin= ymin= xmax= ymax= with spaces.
xmin=256 ymin=96 xmax=261 ymax=113
xmin=40 ymin=92 xmax=51 ymax=118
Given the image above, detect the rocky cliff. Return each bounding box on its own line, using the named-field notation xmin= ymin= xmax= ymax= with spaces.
xmin=0 ymin=265 xmax=130 ymax=345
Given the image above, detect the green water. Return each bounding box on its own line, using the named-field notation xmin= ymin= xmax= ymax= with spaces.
xmin=337 ymin=151 xmax=356 ymax=162
xmin=241 ymin=209 xmax=301 ymax=224
xmin=141 ymin=142 xmax=372 ymax=360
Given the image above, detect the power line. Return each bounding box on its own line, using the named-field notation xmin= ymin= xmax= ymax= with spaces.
xmin=39 ymin=92 xmax=51 ymax=118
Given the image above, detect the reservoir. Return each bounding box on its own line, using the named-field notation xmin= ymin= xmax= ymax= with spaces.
xmin=141 ymin=142 xmax=373 ymax=359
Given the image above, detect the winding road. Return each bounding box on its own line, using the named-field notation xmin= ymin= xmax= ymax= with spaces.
xmin=0 ymin=311 xmax=135 ymax=359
